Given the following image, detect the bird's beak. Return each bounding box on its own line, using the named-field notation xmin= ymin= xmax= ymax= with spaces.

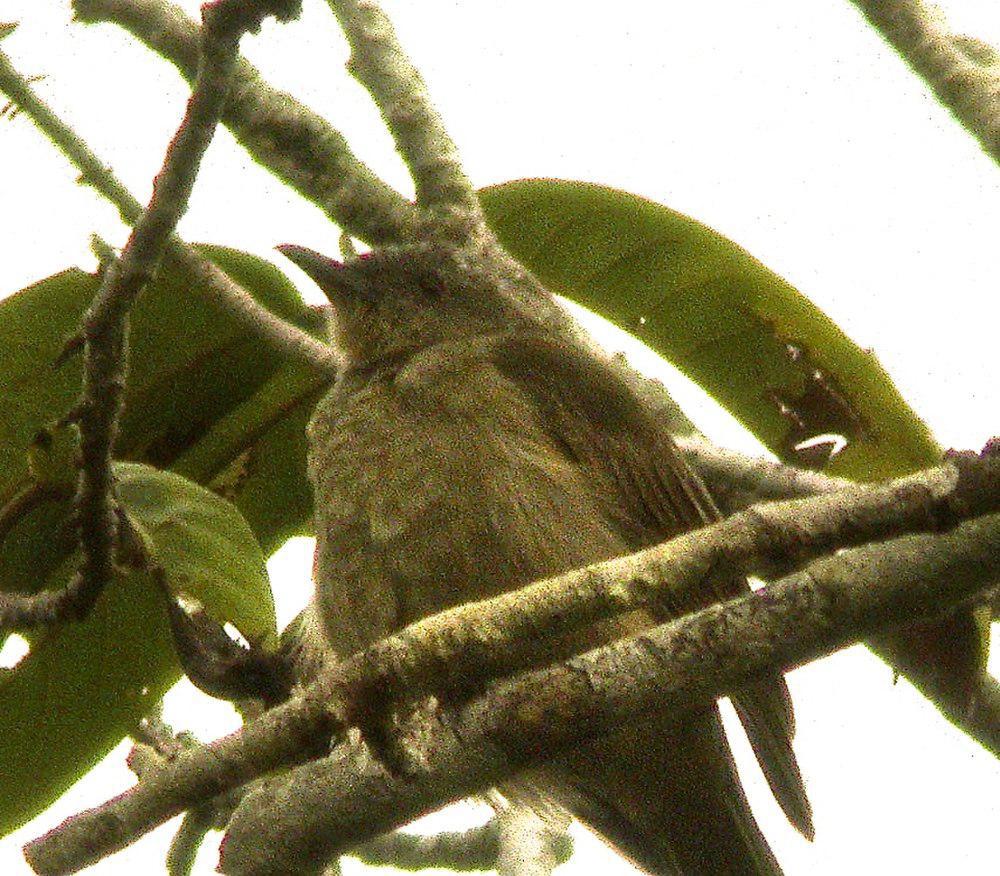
xmin=277 ymin=244 xmax=361 ymax=303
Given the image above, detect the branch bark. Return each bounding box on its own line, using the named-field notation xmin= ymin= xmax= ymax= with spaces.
xmin=677 ymin=436 xmax=853 ymax=510
xmin=332 ymin=453 xmax=998 ymax=726
xmin=72 ymin=0 xmax=418 ymax=243
xmin=214 ymin=512 xmax=1000 ymax=875
xmin=850 ymin=0 xmax=1000 ymax=166
xmin=22 ymin=457 xmax=1000 ymax=874
xmin=325 ymin=0 xmax=477 ymax=210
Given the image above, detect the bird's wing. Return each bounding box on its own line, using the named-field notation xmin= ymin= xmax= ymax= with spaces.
xmin=486 ymin=332 xmax=813 ymax=840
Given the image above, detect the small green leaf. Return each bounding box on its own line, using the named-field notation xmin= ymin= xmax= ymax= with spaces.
xmin=115 ymin=462 xmax=276 ymax=648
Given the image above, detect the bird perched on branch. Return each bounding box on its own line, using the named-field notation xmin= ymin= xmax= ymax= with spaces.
xmin=281 ymin=240 xmax=812 ymax=875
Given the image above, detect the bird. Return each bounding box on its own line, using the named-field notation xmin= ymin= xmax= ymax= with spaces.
xmin=280 ymin=239 xmax=812 ymax=875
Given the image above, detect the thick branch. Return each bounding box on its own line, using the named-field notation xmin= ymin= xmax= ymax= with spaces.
xmin=333 ymin=453 xmax=997 ymax=722
xmin=850 ymin=0 xmax=1000 ymax=166
xmin=0 ymin=47 xmax=338 ymax=379
xmin=72 ymin=0 xmax=417 ymax=243
xmin=214 ymin=512 xmax=1000 ymax=875
xmin=23 ymin=464 xmax=1000 ymax=873
xmin=325 ymin=0 xmax=477 ymax=210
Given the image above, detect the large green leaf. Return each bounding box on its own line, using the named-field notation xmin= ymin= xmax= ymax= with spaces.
xmin=480 ymin=177 xmax=985 ymax=729
xmin=480 ymin=178 xmax=938 ymax=481
xmin=0 ymin=248 xmax=327 ymax=834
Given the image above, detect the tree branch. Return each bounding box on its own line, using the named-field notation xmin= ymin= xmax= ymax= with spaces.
xmin=22 ymin=455 xmax=999 ymax=874
xmin=71 ymin=0 xmax=418 ymax=244
xmin=353 ymin=824 xmax=499 ymax=870
xmin=0 ymin=0 xmax=316 ymax=631
xmin=332 ymin=452 xmax=998 ymax=726
xmin=850 ymin=0 xmax=1000 ymax=166
xmin=128 ymin=716 xmax=223 ymax=876
xmin=351 ymin=815 xmax=572 ymax=872
xmin=0 ymin=47 xmax=339 ymax=380
xmin=214 ymin=512 xmax=1000 ymax=875
xmin=325 ymin=0 xmax=477 ymax=210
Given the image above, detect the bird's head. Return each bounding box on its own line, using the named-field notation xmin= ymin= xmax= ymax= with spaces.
xmin=278 ymin=242 xmax=540 ymax=370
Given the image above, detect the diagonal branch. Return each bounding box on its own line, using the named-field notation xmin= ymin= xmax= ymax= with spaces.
xmin=21 ymin=457 xmax=1000 ymax=874
xmin=72 ymin=0 xmax=418 ymax=243
xmin=332 ymin=451 xmax=999 ymax=724
xmin=217 ymin=512 xmax=1000 ymax=875
xmin=325 ymin=0 xmax=478 ymax=210
xmin=677 ymin=435 xmax=853 ymax=509
xmin=0 ymin=0 xmax=313 ymax=632
xmin=850 ymin=0 xmax=1000 ymax=166
xmin=0 ymin=48 xmax=338 ymax=377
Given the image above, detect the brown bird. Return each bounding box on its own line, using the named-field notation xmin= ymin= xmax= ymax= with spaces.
xmin=282 ymin=241 xmax=812 ymax=875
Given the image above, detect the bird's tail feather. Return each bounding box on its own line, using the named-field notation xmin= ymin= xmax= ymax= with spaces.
xmin=732 ymin=678 xmax=815 ymax=840
xmin=521 ymin=705 xmax=784 ymax=875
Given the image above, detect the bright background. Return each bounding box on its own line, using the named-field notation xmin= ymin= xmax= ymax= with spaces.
xmin=1 ymin=1 xmax=999 ymax=873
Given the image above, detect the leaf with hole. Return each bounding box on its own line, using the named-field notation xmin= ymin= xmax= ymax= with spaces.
xmin=480 ymin=178 xmax=938 ymax=480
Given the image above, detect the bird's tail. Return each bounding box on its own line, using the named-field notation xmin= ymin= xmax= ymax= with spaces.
xmin=521 ymin=705 xmax=783 ymax=875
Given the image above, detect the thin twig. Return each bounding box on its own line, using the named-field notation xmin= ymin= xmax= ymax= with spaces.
xmin=0 ymin=49 xmax=339 ymax=377
xmin=22 ymin=466 xmax=1000 ymax=873
xmin=166 ymin=245 xmax=337 ymax=372
xmin=72 ymin=0 xmax=418 ymax=243
xmin=676 ymin=435 xmax=853 ymax=510
xmin=166 ymin=808 xmax=215 ymax=876
xmin=850 ymin=0 xmax=1000 ymax=165
xmin=1 ymin=0 xmax=308 ymax=631
xmin=325 ymin=0 xmax=477 ymax=210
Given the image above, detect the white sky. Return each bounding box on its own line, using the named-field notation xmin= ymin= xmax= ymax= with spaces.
xmin=1 ymin=1 xmax=999 ymax=874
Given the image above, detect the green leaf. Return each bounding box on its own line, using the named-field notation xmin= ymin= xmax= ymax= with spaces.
xmin=480 ymin=178 xmax=939 ymax=481
xmin=0 ymin=564 xmax=174 ymax=837
xmin=0 ymin=247 xmax=326 ymax=835
xmin=115 ymin=462 xmax=276 ymax=647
